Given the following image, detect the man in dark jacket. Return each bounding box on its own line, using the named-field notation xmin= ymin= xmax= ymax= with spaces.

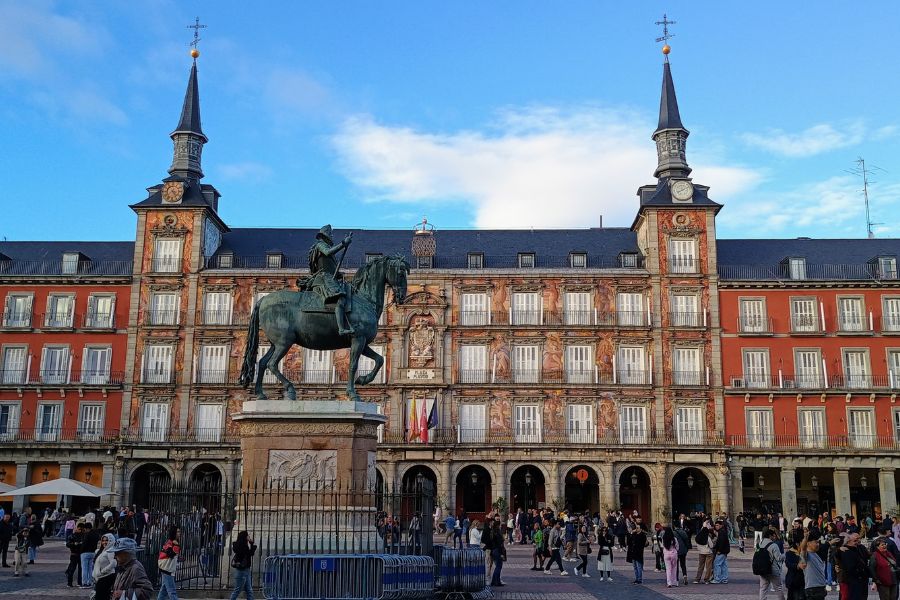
xmin=0 ymin=514 xmax=11 ymax=567
xmin=65 ymin=523 xmax=84 ymax=587
xmin=626 ymin=517 xmax=648 ymax=584
xmin=838 ymin=533 xmax=870 ymax=600
xmin=711 ymin=520 xmax=730 ymax=583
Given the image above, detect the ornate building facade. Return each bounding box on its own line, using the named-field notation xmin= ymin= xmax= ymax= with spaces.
xmin=1 ymin=51 xmax=898 ymax=522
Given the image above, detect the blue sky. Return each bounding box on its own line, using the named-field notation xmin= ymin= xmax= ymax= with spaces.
xmin=2 ymin=1 xmax=900 ymax=241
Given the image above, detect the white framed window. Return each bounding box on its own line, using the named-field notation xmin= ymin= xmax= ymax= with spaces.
xmin=514 ymin=404 xmax=541 ymax=443
xmin=86 ymin=294 xmax=115 ymax=328
xmin=565 ymin=345 xmax=593 ymax=383
xmin=511 ymin=292 xmax=540 ymax=325
xmin=883 ymin=297 xmax=900 ymax=332
xmin=358 ymin=344 xmax=385 ymax=384
xmin=467 ymin=253 xmax=484 ymax=269
xmin=40 ymin=345 xmax=69 ymax=384
xmin=257 ymin=344 xmax=281 ymax=384
xmin=142 ymin=344 xmax=174 ymax=384
xmin=513 ymin=345 xmax=539 ymax=383
xmin=1 ymin=346 xmax=28 ymax=384
xmin=153 ymin=238 xmax=182 ymax=273
xmin=569 ymin=253 xmax=587 ymax=268
xmin=567 ymin=404 xmax=595 ymax=443
xmin=3 ymin=294 xmax=32 ymax=328
xmin=81 ymin=346 xmax=111 ymax=385
xmin=798 ymin=408 xmax=826 ymax=448
xmin=61 ymin=252 xmax=80 ymax=275
xmin=78 ymin=403 xmax=104 ymax=440
xmin=376 ymin=403 xmax=384 ymax=443
xmin=669 ymin=238 xmax=697 ymax=273
xmin=619 ymin=405 xmax=647 ymax=444
xmin=197 ymin=344 xmax=228 ymax=384
xmin=747 ymin=408 xmax=773 ymax=448
xmin=616 ymin=292 xmax=644 ymax=326
xmin=616 ymin=345 xmax=646 ymax=384
xmin=266 ymin=253 xmax=282 ymax=269
xmin=217 ymin=253 xmax=233 ymax=268
xmin=838 ymin=297 xmax=865 ymax=332
xmin=0 ymin=402 xmax=20 ymax=440
xmin=458 ymin=403 xmax=486 ymax=443
xmin=739 ymin=298 xmax=766 ymax=333
xmin=304 ymin=348 xmax=332 ymax=383
xmin=788 ymin=258 xmax=806 ymax=280
xmin=196 ymin=403 xmax=224 ymax=442
xmin=842 ymin=349 xmax=869 ymax=388
xmin=564 ymin=292 xmax=592 ymax=325
xmin=879 ymin=257 xmax=898 ymax=280
xmin=671 ymin=294 xmax=699 ymax=327
xmin=141 ymin=402 xmax=169 ymax=442
xmin=893 ymin=409 xmax=900 ymax=442
xmin=35 ymin=402 xmax=61 ymax=441
xmin=794 ymin=349 xmax=822 ymax=388
xmin=890 ymin=351 xmax=900 ymax=389
xmin=203 ymin=292 xmax=233 ymax=325
xmin=790 ymin=297 xmax=818 ymax=332
xmin=675 ymin=406 xmax=704 ymax=444
xmin=848 ymin=408 xmax=875 ymax=449
xmin=673 ymin=347 xmax=702 ymax=385
xmin=45 ymin=294 xmax=74 ymax=328
xmin=459 ymin=345 xmax=487 ymax=383
xmin=460 ymin=292 xmax=489 ymax=326
xmin=743 ymin=349 xmax=770 ymax=388
xmin=149 ymin=293 xmax=178 ymax=326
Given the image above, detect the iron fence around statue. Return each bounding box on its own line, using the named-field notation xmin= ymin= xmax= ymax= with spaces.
xmin=141 ymin=476 xmax=434 ymax=591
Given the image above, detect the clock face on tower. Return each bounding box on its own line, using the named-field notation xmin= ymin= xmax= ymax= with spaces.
xmin=670 ymin=180 xmax=694 ymax=202
xmin=161 ymin=181 xmax=184 ymax=204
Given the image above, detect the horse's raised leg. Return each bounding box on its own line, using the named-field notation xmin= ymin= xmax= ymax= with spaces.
xmin=355 ymin=344 xmax=384 ymax=386
xmin=254 ymin=345 xmax=276 ymax=400
xmin=346 ymin=335 xmax=364 ymax=402
xmin=266 ymin=343 xmax=296 ymax=401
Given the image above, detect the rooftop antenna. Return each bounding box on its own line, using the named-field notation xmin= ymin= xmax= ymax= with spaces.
xmin=844 ymin=157 xmax=886 ymax=239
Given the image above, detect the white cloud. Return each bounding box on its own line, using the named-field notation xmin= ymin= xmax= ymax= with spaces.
xmin=741 ymin=122 xmax=866 ymax=157
xmin=331 ymin=106 xmax=762 ymax=228
xmin=218 ymin=161 xmax=274 ymax=182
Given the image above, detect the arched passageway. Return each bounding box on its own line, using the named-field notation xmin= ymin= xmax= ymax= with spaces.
xmin=564 ymin=465 xmax=599 ymax=513
xmin=619 ymin=466 xmax=651 ymax=518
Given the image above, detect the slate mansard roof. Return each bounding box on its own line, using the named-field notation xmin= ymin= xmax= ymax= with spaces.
xmin=0 ymin=241 xmax=134 ymax=276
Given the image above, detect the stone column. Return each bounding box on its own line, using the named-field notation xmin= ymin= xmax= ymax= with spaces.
xmin=599 ymin=463 xmax=615 ymax=512
xmin=879 ymin=468 xmax=898 ymax=515
xmin=498 ymin=461 xmax=509 ymax=511
xmin=729 ymin=465 xmax=744 ymax=516
xmin=13 ymin=462 xmax=28 ymax=512
xmin=712 ymin=466 xmax=729 ymax=514
xmin=547 ymin=461 xmax=561 ymax=506
xmin=834 ymin=468 xmax=851 ymax=516
xmin=440 ymin=458 xmax=452 ymax=512
xmin=114 ymin=457 xmax=127 ymax=504
xmin=650 ymin=464 xmax=668 ymax=522
xmin=780 ymin=467 xmax=798 ymax=519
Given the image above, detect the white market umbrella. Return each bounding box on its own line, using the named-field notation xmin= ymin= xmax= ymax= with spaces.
xmin=5 ymin=477 xmax=113 ymax=497
xmin=0 ymin=482 xmax=14 ymax=494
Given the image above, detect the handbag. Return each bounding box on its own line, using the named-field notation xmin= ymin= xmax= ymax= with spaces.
xmin=600 ymin=547 xmax=610 ymax=556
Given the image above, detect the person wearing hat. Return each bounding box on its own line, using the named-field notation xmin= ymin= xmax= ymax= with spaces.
xmin=304 ymin=224 xmax=355 ymax=335
xmin=107 ymin=537 xmax=153 ymax=600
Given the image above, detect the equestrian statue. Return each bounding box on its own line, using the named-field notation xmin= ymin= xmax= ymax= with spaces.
xmin=239 ymin=226 xmax=410 ymax=402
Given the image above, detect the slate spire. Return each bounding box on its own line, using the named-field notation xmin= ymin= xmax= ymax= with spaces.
xmin=168 ymin=59 xmax=208 ymax=180
xmin=651 ymin=57 xmax=691 ymax=180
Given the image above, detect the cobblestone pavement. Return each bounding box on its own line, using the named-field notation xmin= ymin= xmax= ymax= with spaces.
xmin=0 ymin=540 xmax=92 ymax=598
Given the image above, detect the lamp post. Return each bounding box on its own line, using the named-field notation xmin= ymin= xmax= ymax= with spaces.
xmin=524 ymin=470 xmax=533 ymax=511
xmin=0 ymin=468 xmax=6 ymax=482
xmin=85 ymin=469 xmax=93 ymax=483
xmin=630 ymin=471 xmax=639 ymax=487
xmin=42 ymin=468 xmax=50 ymax=482
xmin=860 ymin=475 xmax=868 ymax=489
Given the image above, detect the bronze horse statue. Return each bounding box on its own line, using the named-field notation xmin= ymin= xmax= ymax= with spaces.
xmin=239 ymin=255 xmax=410 ymax=401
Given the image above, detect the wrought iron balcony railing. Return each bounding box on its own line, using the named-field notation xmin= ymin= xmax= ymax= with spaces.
xmin=0 ymin=370 xmax=125 ymax=386
xmin=0 ymin=259 xmax=132 ymax=276
xmin=382 ymin=428 xmax=722 ymax=446
xmin=456 ymin=310 xmax=650 ymax=327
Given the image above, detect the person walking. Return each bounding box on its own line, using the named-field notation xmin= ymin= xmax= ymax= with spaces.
xmin=868 ymin=537 xmax=898 ymax=600
xmin=783 ymin=540 xmax=805 ymax=600
xmin=756 ymin=528 xmax=785 ymax=600
xmin=489 ymin=524 xmax=506 ymax=587
xmin=0 ymin=513 xmax=11 ymax=567
xmin=12 ymin=526 xmax=30 ymax=577
xmin=626 ymin=517 xmax=648 ymax=584
xmin=66 ymin=522 xmax=84 ymax=587
xmin=230 ymin=530 xmax=257 ymax=600
xmin=544 ymin=520 xmax=567 ymax=575
xmin=694 ymin=520 xmax=715 ymax=583
xmin=81 ymin=522 xmax=100 ymax=588
xmin=109 ymin=537 xmax=153 ymax=600
xmin=530 ymin=522 xmax=544 ymax=570
xmin=799 ymin=534 xmax=828 ymax=600
xmin=710 ymin=520 xmax=730 ymax=584
xmin=27 ymin=517 xmax=42 ymax=564
xmin=674 ymin=523 xmax=691 ymax=585
xmin=157 ymin=525 xmax=181 ymax=600
xmin=576 ymin=524 xmax=592 ymax=578
xmin=596 ymin=525 xmax=614 ymax=581
xmin=838 ymin=533 xmax=871 ymax=600
xmin=92 ymin=533 xmax=117 ymax=600
xmin=661 ymin=526 xmax=680 ymax=587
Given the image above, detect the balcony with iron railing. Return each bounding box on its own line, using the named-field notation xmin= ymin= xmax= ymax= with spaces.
xmin=456 ymin=310 xmax=650 ymax=327
xmin=381 ymin=428 xmax=722 ymax=447
xmin=81 ymin=312 xmax=116 ymax=329
xmin=196 ymin=310 xmax=249 ymax=327
xmin=120 ymin=427 xmax=239 ymax=445
xmin=790 ymin=314 xmax=823 ymax=334
xmin=720 ymin=263 xmax=900 ymax=282
xmin=669 ymin=370 xmax=708 ymax=387
xmin=729 ymin=434 xmax=900 ymax=451
xmin=0 ymin=428 xmax=121 ymax=445
xmin=188 ymin=366 xmax=385 ymax=387
xmin=737 ymin=315 xmax=774 ymax=335
xmin=1 ymin=311 xmax=32 ymax=328
xmin=143 ymin=309 xmax=180 ymax=326
xmin=727 ymin=372 xmax=900 ymax=391
xmin=0 ymin=369 xmax=125 ymax=387
xmin=0 ymin=259 xmax=132 ymax=277
xmin=669 ymin=256 xmax=698 ymax=274
xmin=455 ymin=368 xmax=652 ymax=386
xmin=149 ymin=257 xmax=181 ymax=273
xmin=669 ymin=312 xmax=705 ymax=328
xmin=41 ymin=312 xmax=76 ymax=329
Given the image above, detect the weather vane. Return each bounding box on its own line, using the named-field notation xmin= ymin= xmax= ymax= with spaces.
xmin=655 ymin=13 xmax=675 ymax=59
xmin=187 ymin=17 xmax=207 ymax=59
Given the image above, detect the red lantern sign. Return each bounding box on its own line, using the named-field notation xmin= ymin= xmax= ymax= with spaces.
xmin=575 ymin=468 xmax=589 ymax=483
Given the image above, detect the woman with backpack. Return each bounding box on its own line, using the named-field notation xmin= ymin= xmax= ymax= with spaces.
xmin=673 ymin=524 xmax=691 ymax=585
xmin=661 ymin=526 xmax=680 ymax=587
xmin=596 ymin=525 xmax=614 ymax=581
xmin=755 ymin=528 xmax=784 ymax=600
xmin=229 ymin=531 xmax=257 ymax=600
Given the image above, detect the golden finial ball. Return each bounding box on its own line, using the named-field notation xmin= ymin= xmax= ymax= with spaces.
xmin=662 ymin=44 xmax=671 ymax=55
xmin=190 ymin=48 xmax=200 ymax=59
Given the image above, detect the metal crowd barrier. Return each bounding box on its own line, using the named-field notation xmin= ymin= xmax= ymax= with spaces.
xmin=263 ymin=554 xmax=434 ymax=600
xmin=432 ymin=545 xmax=487 ymax=594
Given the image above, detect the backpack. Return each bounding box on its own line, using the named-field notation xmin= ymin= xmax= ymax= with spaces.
xmin=752 ymin=542 xmax=773 ymax=576
xmin=695 ymin=527 xmax=709 ymax=545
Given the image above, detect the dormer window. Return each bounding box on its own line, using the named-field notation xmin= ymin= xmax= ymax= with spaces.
xmin=878 ymin=256 xmax=897 ymax=280
xmin=366 ymin=253 xmax=382 ymax=263
xmin=786 ymin=257 xmax=806 ymax=280
xmin=467 ymin=253 xmax=484 ymax=269
xmin=620 ymin=253 xmax=639 ymax=268
xmin=217 ymin=253 xmax=233 ymax=268
xmin=518 ymin=253 xmax=535 ymax=269
xmin=62 ymin=252 xmax=81 ymax=274
xmin=266 ymin=253 xmax=283 ymax=269
xmin=569 ymin=252 xmax=587 ymax=269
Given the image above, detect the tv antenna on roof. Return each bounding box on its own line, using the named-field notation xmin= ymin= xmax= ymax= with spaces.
xmin=844 ymin=157 xmax=886 ymax=239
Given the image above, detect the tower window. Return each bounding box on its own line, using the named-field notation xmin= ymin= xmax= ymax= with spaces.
xmin=518 ymin=253 xmax=535 ymax=269
xmin=217 ymin=253 xmax=233 ymax=268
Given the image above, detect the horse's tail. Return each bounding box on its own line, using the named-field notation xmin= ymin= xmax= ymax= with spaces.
xmin=239 ymin=303 xmax=260 ymax=388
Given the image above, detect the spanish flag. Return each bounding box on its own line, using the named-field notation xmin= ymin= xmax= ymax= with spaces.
xmin=408 ymin=397 xmax=420 ymax=442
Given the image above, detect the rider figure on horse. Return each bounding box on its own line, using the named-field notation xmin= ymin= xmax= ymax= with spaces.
xmin=305 ymin=224 xmax=355 ymax=335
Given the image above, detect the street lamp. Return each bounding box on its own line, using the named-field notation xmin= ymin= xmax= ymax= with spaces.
xmin=42 ymin=468 xmax=50 ymax=481
xmin=0 ymin=468 xmax=6 ymax=482
xmin=687 ymin=473 xmax=695 ymax=489
xmin=524 ymin=470 xmax=533 ymax=510
xmin=630 ymin=471 xmax=639 ymax=487
xmin=758 ymin=474 xmax=765 ymax=488
xmin=415 ymin=471 xmax=424 ymax=489
xmin=860 ymin=475 xmax=868 ymax=489
xmin=811 ymin=475 xmax=818 ymax=489
xmin=470 ymin=471 xmax=479 ymax=486
xmin=85 ymin=469 xmax=93 ymax=483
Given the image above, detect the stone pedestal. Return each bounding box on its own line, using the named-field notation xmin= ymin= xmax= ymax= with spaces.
xmin=233 ymin=400 xmax=386 ymax=489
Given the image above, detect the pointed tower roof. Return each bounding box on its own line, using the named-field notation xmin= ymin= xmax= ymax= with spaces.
xmin=172 ymin=61 xmax=207 ymax=141
xmin=654 ymin=61 xmax=684 ymax=135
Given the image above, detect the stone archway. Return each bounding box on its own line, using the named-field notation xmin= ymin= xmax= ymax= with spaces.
xmin=455 ymin=464 xmax=492 ymax=519
xmin=619 ymin=466 xmax=651 ymax=518
xmin=510 ymin=465 xmax=546 ymax=511
xmin=564 ymin=465 xmax=600 ymax=513
xmin=671 ymin=467 xmax=711 ymax=517
xmin=130 ymin=463 xmax=172 ymax=509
